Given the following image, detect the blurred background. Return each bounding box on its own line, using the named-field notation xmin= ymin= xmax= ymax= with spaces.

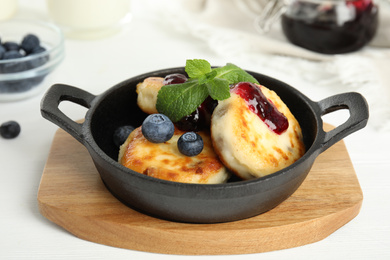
xmin=1 ymin=0 xmax=389 ymax=129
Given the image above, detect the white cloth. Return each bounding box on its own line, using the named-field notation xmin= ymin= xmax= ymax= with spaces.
xmin=137 ymin=0 xmax=390 ymax=131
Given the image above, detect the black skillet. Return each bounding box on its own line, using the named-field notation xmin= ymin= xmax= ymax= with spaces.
xmin=40 ymin=67 xmax=368 ymax=223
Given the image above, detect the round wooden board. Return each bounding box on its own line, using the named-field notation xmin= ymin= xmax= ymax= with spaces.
xmin=37 ymin=123 xmax=363 ymax=255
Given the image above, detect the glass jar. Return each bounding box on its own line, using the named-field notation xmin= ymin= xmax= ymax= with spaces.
xmin=281 ymin=0 xmax=379 ymax=54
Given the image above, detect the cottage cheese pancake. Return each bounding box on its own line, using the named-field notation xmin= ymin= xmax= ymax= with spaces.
xmin=211 ymin=83 xmax=305 ymax=179
xmin=118 ymin=126 xmax=230 ymax=184
xmin=136 ymin=77 xmax=164 ymax=114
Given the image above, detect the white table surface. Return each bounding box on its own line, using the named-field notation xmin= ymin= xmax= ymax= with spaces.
xmin=1 ymin=1 xmax=390 ymax=259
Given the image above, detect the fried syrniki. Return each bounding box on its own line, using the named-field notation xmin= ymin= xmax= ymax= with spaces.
xmin=211 ymin=83 xmax=305 ymax=179
xmin=136 ymin=77 xmax=164 ymax=114
xmin=118 ymin=126 xmax=230 ymax=184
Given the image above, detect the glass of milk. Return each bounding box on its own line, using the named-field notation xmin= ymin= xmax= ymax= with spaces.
xmin=0 ymin=0 xmax=18 ymax=21
xmin=46 ymin=0 xmax=131 ymax=39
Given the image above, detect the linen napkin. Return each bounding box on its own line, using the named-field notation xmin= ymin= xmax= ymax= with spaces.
xmin=137 ymin=0 xmax=390 ymax=131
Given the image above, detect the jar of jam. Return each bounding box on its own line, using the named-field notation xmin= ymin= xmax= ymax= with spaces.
xmin=281 ymin=0 xmax=379 ymax=54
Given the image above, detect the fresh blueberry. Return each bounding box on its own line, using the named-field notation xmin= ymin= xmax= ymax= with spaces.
xmin=21 ymin=34 xmax=40 ymax=54
xmin=142 ymin=114 xmax=174 ymax=143
xmin=27 ymin=46 xmax=49 ymax=69
xmin=3 ymin=41 xmax=20 ymax=51
xmin=2 ymin=50 xmax=23 ymax=59
xmin=0 ymin=121 xmax=21 ymax=139
xmin=30 ymin=45 xmax=46 ymax=55
xmin=1 ymin=50 xmax=27 ymax=73
xmin=0 ymin=80 xmax=33 ymax=93
xmin=177 ymin=132 xmax=203 ymax=157
xmin=113 ymin=125 xmax=135 ymax=148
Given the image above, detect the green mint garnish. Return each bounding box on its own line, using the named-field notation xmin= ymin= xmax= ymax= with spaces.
xmin=156 ymin=59 xmax=259 ymax=122
xmin=185 ymin=59 xmax=212 ymax=78
xmin=214 ymin=63 xmax=259 ymax=84
xmin=156 ymin=79 xmax=209 ymax=123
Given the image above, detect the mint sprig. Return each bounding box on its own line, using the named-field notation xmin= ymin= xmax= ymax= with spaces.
xmin=156 ymin=59 xmax=259 ymax=122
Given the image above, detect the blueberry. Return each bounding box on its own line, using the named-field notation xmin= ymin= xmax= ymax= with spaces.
xmin=27 ymin=46 xmax=49 ymax=69
xmin=0 ymin=80 xmax=33 ymax=93
xmin=3 ymin=41 xmax=20 ymax=51
xmin=177 ymin=132 xmax=203 ymax=157
xmin=2 ymin=50 xmax=23 ymax=59
xmin=113 ymin=125 xmax=135 ymax=147
xmin=142 ymin=114 xmax=174 ymax=143
xmin=30 ymin=45 xmax=46 ymax=55
xmin=0 ymin=121 xmax=21 ymax=139
xmin=1 ymin=50 xmax=27 ymax=73
xmin=21 ymin=34 xmax=40 ymax=54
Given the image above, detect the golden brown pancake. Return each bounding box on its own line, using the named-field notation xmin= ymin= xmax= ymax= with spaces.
xmin=210 ymin=83 xmax=305 ymax=179
xmin=118 ymin=126 xmax=230 ymax=184
xmin=136 ymin=77 xmax=164 ymax=114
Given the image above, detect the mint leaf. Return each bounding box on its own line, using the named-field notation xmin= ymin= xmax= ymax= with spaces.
xmin=156 ymin=79 xmax=209 ymax=122
xmin=185 ymin=59 xmax=212 ymax=78
xmin=156 ymin=60 xmax=259 ymax=122
xmin=213 ymin=63 xmax=258 ymax=84
xmin=205 ymin=78 xmax=230 ymax=100
xmin=198 ymin=70 xmax=217 ymax=85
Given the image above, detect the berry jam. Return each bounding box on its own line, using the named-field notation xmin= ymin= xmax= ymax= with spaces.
xmin=231 ymin=82 xmax=288 ymax=135
xmin=281 ymin=0 xmax=378 ymax=54
xmin=175 ymin=108 xmax=202 ymax=132
xmin=162 ymin=73 xmax=218 ymax=132
xmin=175 ymin=96 xmax=218 ymax=132
xmin=163 ymin=73 xmax=188 ymax=85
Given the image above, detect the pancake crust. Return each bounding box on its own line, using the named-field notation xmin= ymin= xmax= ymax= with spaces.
xmin=118 ymin=126 xmax=230 ymax=184
xmin=211 ymin=84 xmax=305 ymax=179
xmin=136 ymin=77 xmax=164 ymax=114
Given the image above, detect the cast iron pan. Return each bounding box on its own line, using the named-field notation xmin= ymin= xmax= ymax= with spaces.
xmin=40 ymin=67 xmax=369 ymax=223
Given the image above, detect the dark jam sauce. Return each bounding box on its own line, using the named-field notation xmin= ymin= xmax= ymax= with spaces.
xmin=163 ymin=73 xmax=218 ymax=132
xmin=281 ymin=0 xmax=378 ymax=54
xmin=231 ymin=82 xmax=289 ymax=135
xmin=162 ymin=73 xmax=188 ymax=85
xmin=175 ymin=97 xmax=218 ymax=132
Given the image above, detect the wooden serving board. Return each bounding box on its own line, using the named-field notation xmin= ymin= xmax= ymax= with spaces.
xmin=38 ymin=124 xmax=363 ymax=255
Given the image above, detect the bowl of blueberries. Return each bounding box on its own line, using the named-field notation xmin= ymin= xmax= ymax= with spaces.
xmin=0 ymin=19 xmax=64 ymax=101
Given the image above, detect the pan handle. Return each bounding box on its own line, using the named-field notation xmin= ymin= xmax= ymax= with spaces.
xmin=40 ymin=84 xmax=96 ymax=144
xmin=317 ymin=92 xmax=369 ymax=153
